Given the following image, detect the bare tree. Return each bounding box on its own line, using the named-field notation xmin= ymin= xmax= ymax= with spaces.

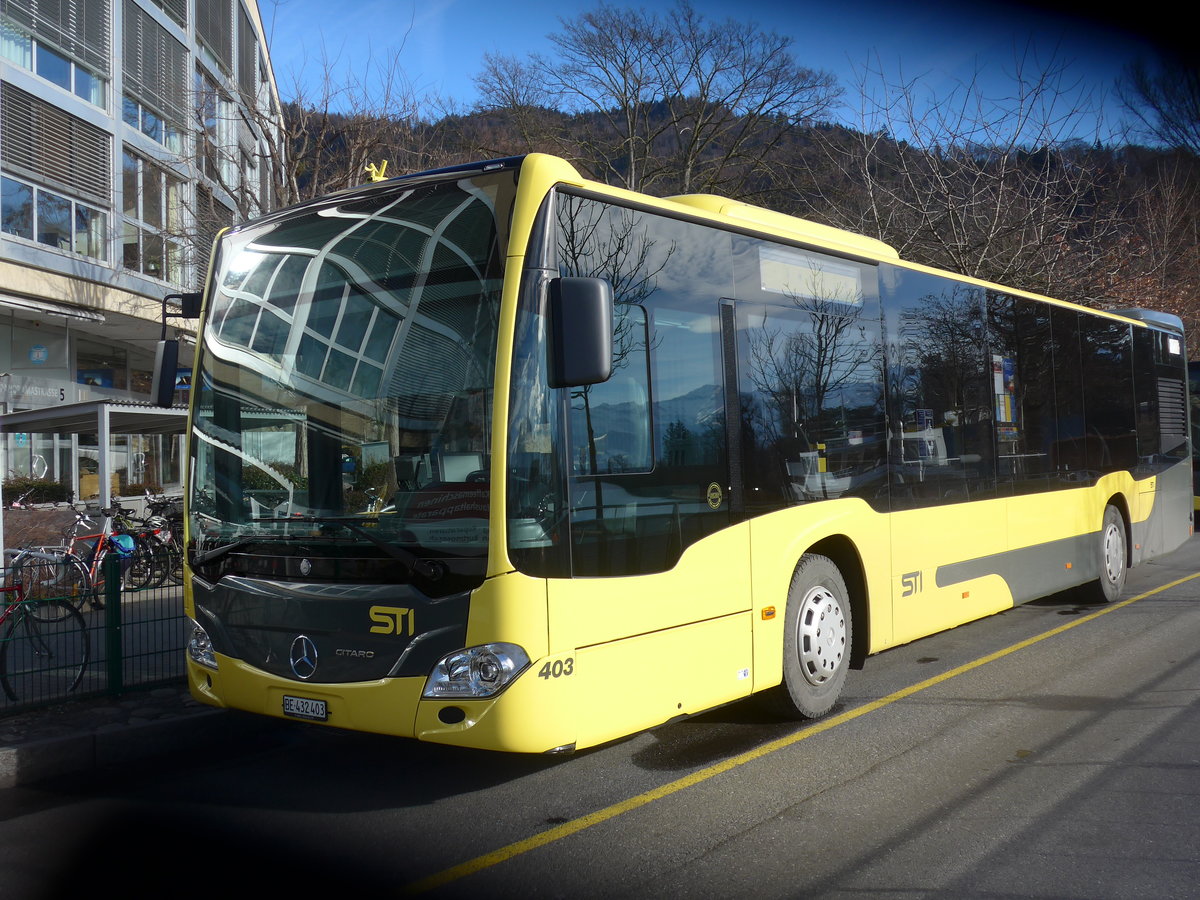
xmin=1093 ymin=154 xmax=1200 ymax=350
xmin=192 ymin=34 xmax=463 ymax=229
xmin=472 ymin=52 xmax=561 ymax=155
xmin=474 ymin=1 xmax=840 ymax=197
xmin=801 ymin=44 xmax=1125 ymax=301
xmin=544 ymin=3 xmax=673 ymax=191
xmin=1118 ymin=53 xmax=1200 ymax=155
xmin=253 ymin=45 xmax=432 ymax=206
xmin=177 ymin=32 xmax=473 ymax=288
xmin=655 ymin=2 xmax=839 ymax=196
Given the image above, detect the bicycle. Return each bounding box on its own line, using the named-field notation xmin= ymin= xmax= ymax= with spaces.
xmin=4 ymin=487 xmax=35 ymax=509
xmin=116 ymin=508 xmax=173 ymax=589
xmin=76 ymin=506 xmax=143 ymax=595
xmin=0 ymin=576 xmax=90 ymax=702
xmin=2 ymin=478 xmax=71 ymax=509
xmin=7 ymin=505 xmax=140 ymax=609
xmin=144 ymin=491 xmax=184 ymax=585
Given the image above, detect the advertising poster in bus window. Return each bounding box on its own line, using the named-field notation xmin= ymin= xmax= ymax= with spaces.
xmin=993 ymin=354 xmax=1018 ymax=440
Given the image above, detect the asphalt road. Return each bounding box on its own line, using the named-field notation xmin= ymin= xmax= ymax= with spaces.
xmin=2 ymin=536 xmax=1199 ymax=899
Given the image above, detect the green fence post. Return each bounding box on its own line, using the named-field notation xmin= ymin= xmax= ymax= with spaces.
xmin=104 ymin=553 xmax=123 ymax=695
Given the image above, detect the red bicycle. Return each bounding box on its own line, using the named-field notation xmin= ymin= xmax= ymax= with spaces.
xmin=0 ymin=576 xmax=89 ymax=702
xmin=7 ymin=505 xmax=144 ymax=612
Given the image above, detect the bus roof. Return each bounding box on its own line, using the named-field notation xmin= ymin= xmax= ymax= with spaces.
xmin=249 ymin=153 xmax=1180 ymax=335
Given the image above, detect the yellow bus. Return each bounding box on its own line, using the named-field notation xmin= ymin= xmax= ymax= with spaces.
xmin=182 ymin=153 xmax=1192 ymax=752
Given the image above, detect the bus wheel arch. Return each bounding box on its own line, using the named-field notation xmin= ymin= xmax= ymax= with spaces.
xmin=807 ymin=535 xmax=869 ymax=670
xmin=766 ymin=552 xmax=854 ymax=720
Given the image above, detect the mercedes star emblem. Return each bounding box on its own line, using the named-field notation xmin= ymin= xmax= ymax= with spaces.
xmin=289 ymin=634 xmax=318 ymax=679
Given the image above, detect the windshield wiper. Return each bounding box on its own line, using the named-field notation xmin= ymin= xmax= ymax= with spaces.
xmin=250 ymin=516 xmax=440 ymax=580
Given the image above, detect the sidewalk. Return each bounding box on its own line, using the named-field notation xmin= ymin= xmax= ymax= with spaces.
xmin=0 ymin=684 xmax=273 ymax=788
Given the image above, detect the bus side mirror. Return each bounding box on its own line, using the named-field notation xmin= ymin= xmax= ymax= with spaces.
xmin=547 ymin=277 xmax=613 ymax=388
xmin=151 ymin=340 xmax=180 ymax=407
xmin=179 ymin=291 xmax=202 ymax=318
xmin=164 ymin=292 xmax=202 ymax=318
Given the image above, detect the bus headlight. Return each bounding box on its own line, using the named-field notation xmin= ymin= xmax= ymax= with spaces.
xmin=187 ymin=620 xmax=218 ymax=670
xmin=422 ymin=643 xmax=530 ymax=698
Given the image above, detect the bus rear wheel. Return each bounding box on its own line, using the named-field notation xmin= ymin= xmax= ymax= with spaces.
xmin=1092 ymin=504 xmax=1127 ymax=603
xmin=767 ymin=554 xmax=852 ymax=719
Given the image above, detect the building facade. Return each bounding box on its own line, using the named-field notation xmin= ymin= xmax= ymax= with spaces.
xmin=0 ymin=0 xmax=279 ymax=499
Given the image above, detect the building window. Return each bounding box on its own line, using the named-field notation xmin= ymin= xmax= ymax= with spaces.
xmin=122 ymin=0 xmax=186 ymax=152
xmin=147 ymin=0 xmax=187 ymax=28
xmin=0 ymin=20 xmax=31 ymax=67
xmin=122 ymin=150 xmax=184 ymax=283
xmin=196 ymin=69 xmax=234 ymax=184
xmin=1 ymin=174 xmax=108 ymax=261
xmin=196 ymin=0 xmax=233 ymax=74
xmin=77 ymin=340 xmax=127 ymax=389
xmin=0 ymin=20 xmax=106 ymax=108
xmin=122 ymin=96 xmax=184 ymax=153
xmin=0 ymin=175 xmax=31 ymax=238
xmin=1 ymin=82 xmax=112 ymax=206
xmin=237 ymin=3 xmax=257 ymax=100
xmin=194 ymin=184 xmax=232 ymax=290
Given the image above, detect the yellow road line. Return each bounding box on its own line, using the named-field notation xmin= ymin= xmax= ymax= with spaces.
xmin=406 ymin=571 xmax=1200 ymax=894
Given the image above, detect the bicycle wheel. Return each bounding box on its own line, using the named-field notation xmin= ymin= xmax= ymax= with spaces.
xmin=9 ymin=552 xmax=92 ymax=616
xmin=146 ymin=540 xmax=173 ymax=588
xmin=0 ymin=600 xmax=90 ymax=703
xmin=166 ymin=541 xmax=184 ymax=585
xmin=6 ymin=553 xmax=57 ymax=601
xmin=88 ymin=546 xmax=116 ymax=603
xmin=122 ymin=539 xmax=156 ymax=591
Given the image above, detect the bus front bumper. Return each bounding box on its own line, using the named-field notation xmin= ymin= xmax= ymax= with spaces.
xmin=186 ymin=653 xmax=578 ymax=754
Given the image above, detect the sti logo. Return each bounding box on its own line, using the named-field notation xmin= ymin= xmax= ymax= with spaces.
xmin=901 ymin=571 xmax=923 ymax=598
xmin=368 ymin=606 xmax=415 ymax=636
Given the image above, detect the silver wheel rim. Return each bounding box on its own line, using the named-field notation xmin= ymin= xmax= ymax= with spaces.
xmin=795 ymin=585 xmax=847 ymax=686
xmin=1102 ymin=521 xmax=1125 ymax=585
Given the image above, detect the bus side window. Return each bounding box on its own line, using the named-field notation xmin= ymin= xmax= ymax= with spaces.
xmin=567 ymin=305 xmax=652 ymax=476
xmin=884 ymin=271 xmax=997 ymax=508
xmin=989 ymin=293 xmax=1058 ymax=495
xmin=735 ymin=300 xmax=886 ymax=512
xmin=553 ymin=193 xmax=733 ymax=577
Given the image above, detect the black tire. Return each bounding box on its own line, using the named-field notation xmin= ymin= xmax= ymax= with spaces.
xmin=1092 ymin=504 xmax=1127 ymax=603
xmin=7 ymin=554 xmax=57 ymax=603
xmin=765 ymin=554 xmax=852 ymax=719
xmin=0 ymin=600 xmax=90 ymax=702
xmin=151 ymin=542 xmax=173 ymax=587
xmin=90 ymin=547 xmax=123 ymax=601
xmin=57 ymin=553 xmax=95 ymax=611
xmin=123 ymin=540 xmax=157 ymax=591
xmin=165 ymin=541 xmax=183 ymax=585
xmin=137 ymin=538 xmax=170 ymax=588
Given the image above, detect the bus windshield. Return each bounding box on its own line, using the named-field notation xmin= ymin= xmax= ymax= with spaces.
xmin=188 ymin=169 xmax=516 ymax=571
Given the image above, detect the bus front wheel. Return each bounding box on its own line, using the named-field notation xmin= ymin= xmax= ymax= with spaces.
xmin=768 ymin=554 xmax=852 ymax=719
xmin=1092 ymin=504 xmax=1127 ymax=603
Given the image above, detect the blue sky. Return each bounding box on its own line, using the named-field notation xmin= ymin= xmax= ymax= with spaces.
xmin=258 ymin=0 xmax=1168 ymax=140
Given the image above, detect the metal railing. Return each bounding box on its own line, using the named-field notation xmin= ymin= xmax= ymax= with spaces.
xmin=0 ymin=554 xmax=186 ymax=715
